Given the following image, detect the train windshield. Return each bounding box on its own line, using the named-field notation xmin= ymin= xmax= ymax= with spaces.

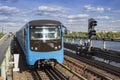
xmin=30 ymin=25 xmax=61 ymax=40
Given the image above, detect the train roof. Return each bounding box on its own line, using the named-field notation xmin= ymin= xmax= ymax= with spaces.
xmin=29 ymin=20 xmax=61 ymax=25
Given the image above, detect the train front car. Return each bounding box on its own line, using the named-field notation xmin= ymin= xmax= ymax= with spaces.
xmin=27 ymin=20 xmax=64 ymax=66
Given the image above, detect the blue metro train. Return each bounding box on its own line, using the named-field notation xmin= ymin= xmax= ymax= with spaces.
xmin=16 ymin=20 xmax=65 ymax=66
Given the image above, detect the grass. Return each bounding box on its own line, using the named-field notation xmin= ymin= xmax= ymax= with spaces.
xmin=0 ymin=33 xmax=4 ymax=39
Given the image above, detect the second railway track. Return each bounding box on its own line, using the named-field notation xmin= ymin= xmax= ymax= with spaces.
xmin=64 ymin=50 xmax=120 ymax=80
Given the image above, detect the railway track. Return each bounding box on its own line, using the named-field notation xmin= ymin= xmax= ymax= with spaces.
xmin=92 ymin=47 xmax=120 ymax=63
xmin=13 ymin=52 xmax=68 ymax=80
xmin=13 ymin=51 xmax=87 ymax=80
xmin=27 ymin=66 xmax=66 ymax=80
xmin=13 ymin=61 xmax=87 ymax=80
xmin=64 ymin=50 xmax=120 ymax=80
xmin=13 ymin=54 xmax=87 ymax=80
xmin=44 ymin=66 xmax=67 ymax=80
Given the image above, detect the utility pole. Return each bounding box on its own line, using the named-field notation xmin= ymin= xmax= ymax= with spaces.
xmin=0 ymin=27 xmax=4 ymax=34
xmin=2 ymin=27 xmax=4 ymax=34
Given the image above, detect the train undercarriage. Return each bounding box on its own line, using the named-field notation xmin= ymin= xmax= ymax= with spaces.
xmin=29 ymin=59 xmax=57 ymax=69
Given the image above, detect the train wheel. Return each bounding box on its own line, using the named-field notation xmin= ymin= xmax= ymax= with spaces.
xmin=37 ymin=61 xmax=41 ymax=69
xmin=50 ymin=61 xmax=55 ymax=67
xmin=34 ymin=61 xmax=41 ymax=69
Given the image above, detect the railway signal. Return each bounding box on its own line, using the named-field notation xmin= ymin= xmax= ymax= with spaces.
xmin=87 ymin=18 xmax=97 ymax=51
xmin=88 ymin=18 xmax=97 ymax=39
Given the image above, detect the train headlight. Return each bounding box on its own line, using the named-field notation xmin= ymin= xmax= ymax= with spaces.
xmin=54 ymin=46 xmax=57 ymax=50
xmin=31 ymin=47 xmax=33 ymax=50
xmin=35 ymin=47 xmax=38 ymax=50
xmin=58 ymin=45 xmax=61 ymax=49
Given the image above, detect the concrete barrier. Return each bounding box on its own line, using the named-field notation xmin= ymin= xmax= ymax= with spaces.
xmin=0 ymin=34 xmax=12 ymax=80
xmin=0 ymin=45 xmax=12 ymax=80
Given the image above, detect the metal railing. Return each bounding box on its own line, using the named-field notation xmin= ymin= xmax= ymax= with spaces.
xmin=64 ymin=36 xmax=120 ymax=50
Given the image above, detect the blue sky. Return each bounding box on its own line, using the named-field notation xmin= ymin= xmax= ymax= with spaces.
xmin=0 ymin=0 xmax=120 ymax=33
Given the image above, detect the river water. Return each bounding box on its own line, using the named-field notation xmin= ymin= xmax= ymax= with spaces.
xmin=66 ymin=39 xmax=120 ymax=51
xmin=92 ymin=40 xmax=120 ymax=51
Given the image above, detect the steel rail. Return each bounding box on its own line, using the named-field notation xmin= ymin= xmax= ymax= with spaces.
xmin=44 ymin=66 xmax=67 ymax=80
xmin=65 ymin=50 xmax=120 ymax=80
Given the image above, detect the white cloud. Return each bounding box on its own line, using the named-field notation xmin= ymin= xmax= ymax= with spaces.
xmin=67 ymin=14 xmax=89 ymax=19
xmin=0 ymin=16 xmax=8 ymax=20
xmin=0 ymin=5 xmax=19 ymax=16
xmin=0 ymin=15 xmax=13 ymax=23
xmin=0 ymin=0 xmax=18 ymax=2
xmin=112 ymin=10 xmax=120 ymax=13
xmin=84 ymin=5 xmax=104 ymax=12
xmin=0 ymin=22 xmax=22 ymax=33
xmin=66 ymin=19 xmax=86 ymax=24
xmin=111 ymin=20 xmax=120 ymax=23
xmin=6 ymin=22 xmax=18 ymax=27
xmin=96 ymin=16 xmax=110 ymax=19
xmin=33 ymin=5 xmax=69 ymax=18
xmin=38 ymin=5 xmax=67 ymax=13
xmin=107 ymin=8 xmax=111 ymax=11
xmin=0 ymin=15 xmax=25 ymax=23
xmin=0 ymin=5 xmax=26 ymax=27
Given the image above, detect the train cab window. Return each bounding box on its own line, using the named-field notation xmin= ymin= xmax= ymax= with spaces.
xmin=30 ymin=25 xmax=61 ymax=40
